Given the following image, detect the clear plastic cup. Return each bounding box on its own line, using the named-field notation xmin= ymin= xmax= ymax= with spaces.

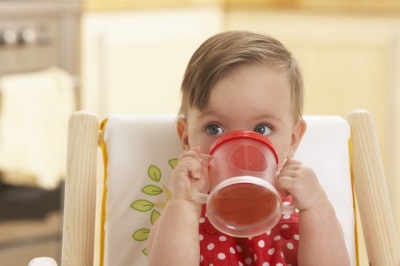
xmin=193 ymin=131 xmax=294 ymax=237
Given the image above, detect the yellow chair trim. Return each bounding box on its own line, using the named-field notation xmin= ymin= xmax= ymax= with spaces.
xmin=99 ymin=118 xmax=109 ymax=266
xmin=349 ymin=139 xmax=360 ymax=266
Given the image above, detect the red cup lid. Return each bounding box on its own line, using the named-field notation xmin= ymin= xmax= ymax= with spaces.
xmin=209 ymin=131 xmax=278 ymax=163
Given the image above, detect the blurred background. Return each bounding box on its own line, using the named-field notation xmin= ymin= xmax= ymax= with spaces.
xmin=0 ymin=0 xmax=399 ymax=265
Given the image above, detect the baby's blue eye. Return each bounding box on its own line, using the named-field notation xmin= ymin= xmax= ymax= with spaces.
xmin=207 ymin=124 xmax=224 ymax=135
xmin=253 ymin=124 xmax=272 ymax=136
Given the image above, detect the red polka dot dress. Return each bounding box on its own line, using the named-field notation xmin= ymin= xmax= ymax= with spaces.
xmin=199 ymin=196 xmax=299 ymax=266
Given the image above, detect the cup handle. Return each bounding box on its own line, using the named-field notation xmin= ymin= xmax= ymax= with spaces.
xmin=192 ymin=190 xmax=208 ymax=204
xmin=282 ymin=204 xmax=296 ymax=215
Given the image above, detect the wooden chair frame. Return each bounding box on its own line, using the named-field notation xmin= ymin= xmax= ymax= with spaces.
xmin=59 ymin=109 xmax=400 ymax=265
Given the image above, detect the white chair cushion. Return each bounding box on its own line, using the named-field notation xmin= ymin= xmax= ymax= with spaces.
xmin=294 ymin=116 xmax=355 ymax=265
xmin=101 ymin=114 xmax=355 ymax=265
xmin=102 ymin=114 xmax=182 ymax=266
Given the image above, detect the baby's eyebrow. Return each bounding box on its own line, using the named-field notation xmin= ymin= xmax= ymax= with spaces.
xmin=256 ymin=113 xmax=280 ymax=120
xmin=255 ymin=114 xmax=285 ymax=125
xmin=195 ymin=109 xmax=219 ymax=120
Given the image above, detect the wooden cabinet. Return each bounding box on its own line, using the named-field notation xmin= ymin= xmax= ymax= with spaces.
xmin=82 ymin=0 xmax=400 ymax=12
xmin=82 ymin=0 xmax=222 ymax=11
xmin=81 ymin=7 xmax=223 ymax=118
xmin=226 ymin=0 xmax=400 ymax=11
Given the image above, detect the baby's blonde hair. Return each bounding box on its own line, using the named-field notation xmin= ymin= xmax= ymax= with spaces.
xmin=179 ymin=30 xmax=304 ymax=120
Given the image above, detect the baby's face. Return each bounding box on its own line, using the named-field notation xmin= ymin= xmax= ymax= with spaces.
xmin=180 ymin=63 xmax=304 ymax=166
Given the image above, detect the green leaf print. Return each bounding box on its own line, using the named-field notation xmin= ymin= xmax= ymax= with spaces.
xmin=148 ymin=165 xmax=161 ymax=182
xmin=150 ymin=209 xmax=161 ymax=225
xmin=142 ymin=248 xmax=148 ymax=256
xmin=132 ymin=228 xmax=150 ymax=241
xmin=130 ymin=199 xmax=154 ymax=212
xmin=142 ymin=185 xmax=163 ymax=195
xmin=168 ymin=158 xmax=178 ymax=169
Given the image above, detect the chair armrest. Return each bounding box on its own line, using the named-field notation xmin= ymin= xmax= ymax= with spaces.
xmin=61 ymin=111 xmax=99 ymax=265
xmin=347 ymin=109 xmax=400 ymax=265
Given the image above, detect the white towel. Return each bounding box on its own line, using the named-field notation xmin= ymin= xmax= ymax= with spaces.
xmin=0 ymin=67 xmax=76 ymax=189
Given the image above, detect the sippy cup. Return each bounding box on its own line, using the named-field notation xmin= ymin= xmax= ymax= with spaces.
xmin=193 ymin=131 xmax=295 ymax=237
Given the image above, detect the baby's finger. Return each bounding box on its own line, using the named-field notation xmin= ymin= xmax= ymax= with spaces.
xmin=279 ymin=158 xmax=302 ymax=170
xmin=199 ymin=153 xmax=211 ymax=166
xmin=277 ymin=169 xmax=300 ymax=180
xmin=276 ymin=175 xmax=295 ymax=197
xmin=179 ymin=146 xmax=204 ymax=159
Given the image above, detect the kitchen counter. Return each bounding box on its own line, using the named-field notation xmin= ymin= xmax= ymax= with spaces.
xmin=82 ymin=0 xmax=221 ymax=11
xmin=81 ymin=0 xmax=400 ymax=12
xmin=0 ymin=0 xmax=81 ymax=17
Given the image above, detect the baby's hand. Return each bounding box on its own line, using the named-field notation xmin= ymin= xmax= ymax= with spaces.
xmin=277 ymin=159 xmax=327 ymax=212
xmin=170 ymin=146 xmax=210 ymax=202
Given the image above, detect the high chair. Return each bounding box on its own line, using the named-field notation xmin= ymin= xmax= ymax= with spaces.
xmin=30 ymin=110 xmax=400 ymax=266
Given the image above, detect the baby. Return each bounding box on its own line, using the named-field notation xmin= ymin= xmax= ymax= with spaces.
xmin=147 ymin=30 xmax=350 ymax=266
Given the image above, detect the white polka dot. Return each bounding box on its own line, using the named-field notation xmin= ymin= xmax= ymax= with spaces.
xmin=229 ymin=247 xmax=236 ymax=254
xmin=287 ymin=242 xmax=294 ymax=250
xmin=219 ymin=236 xmax=227 ymax=241
xmin=209 ymin=264 xmax=213 ymax=266
xmin=262 ymin=263 xmax=270 ymax=266
xmin=217 ymin=253 xmax=226 ymax=260
xmin=294 ymin=234 xmax=300 ymax=241
xmin=238 ymin=262 xmax=244 ymax=266
xmin=236 ymin=245 xmax=243 ymax=252
xmin=199 ymin=234 xmax=204 ymax=241
xmin=254 ymin=254 xmax=257 ymax=261
xmin=277 ymin=263 xmax=284 ymax=266
xmin=247 ymin=236 xmax=253 ymax=240
xmin=199 ymin=217 xmax=206 ymax=223
xmin=267 ymin=248 xmax=275 ymax=255
xmin=245 ymin=258 xmax=253 ymax=265
xmin=281 ymin=251 xmax=285 ymax=258
xmin=200 ymin=255 xmax=203 ymax=262
xmin=283 ymin=214 xmax=291 ymax=219
xmin=273 ymin=235 xmax=281 ymax=241
xmin=281 ymin=224 xmax=289 ymax=229
xmin=258 ymin=240 xmax=265 ymax=248
xmin=266 ymin=230 xmax=271 ymax=235
xmin=207 ymin=243 xmax=214 ymax=250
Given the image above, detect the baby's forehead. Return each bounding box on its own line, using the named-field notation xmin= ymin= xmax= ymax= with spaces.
xmin=183 ymin=63 xmax=294 ymax=114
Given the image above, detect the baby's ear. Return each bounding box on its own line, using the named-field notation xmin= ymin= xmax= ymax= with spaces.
xmin=288 ymin=119 xmax=307 ymax=158
xmin=177 ymin=118 xmax=189 ymax=151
